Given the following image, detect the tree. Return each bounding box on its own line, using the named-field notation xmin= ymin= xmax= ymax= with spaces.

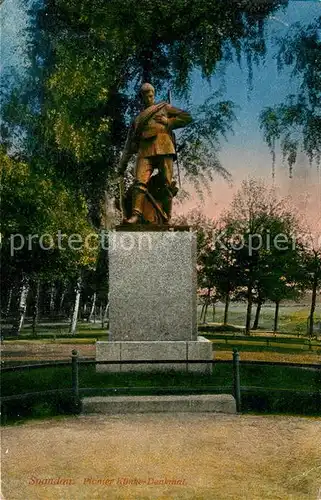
xmin=198 ymin=220 xmax=242 ymax=327
xmin=297 ymin=219 xmax=321 ymax=338
xmin=174 ymin=210 xmax=241 ymax=326
xmin=260 ymin=17 xmax=321 ymax=178
xmin=0 ymin=147 xmax=97 ymax=335
xmin=2 ymin=0 xmax=288 ymax=226
xmin=223 ymin=178 xmax=300 ymax=334
xmin=305 ymin=250 xmax=321 ymax=338
xmin=173 ymin=210 xmax=218 ymax=323
xmin=260 ymin=245 xmax=303 ymax=333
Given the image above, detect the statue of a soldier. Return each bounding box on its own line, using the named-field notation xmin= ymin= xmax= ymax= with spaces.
xmin=118 ymin=83 xmax=192 ymax=224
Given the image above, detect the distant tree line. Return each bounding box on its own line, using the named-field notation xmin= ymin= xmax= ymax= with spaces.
xmin=175 ymin=179 xmax=321 ymax=337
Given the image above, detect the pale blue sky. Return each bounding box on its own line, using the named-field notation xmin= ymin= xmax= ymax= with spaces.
xmin=186 ymin=2 xmax=321 ymax=164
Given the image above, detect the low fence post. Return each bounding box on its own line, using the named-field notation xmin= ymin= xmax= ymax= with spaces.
xmin=71 ymin=350 xmax=79 ymax=412
xmin=233 ymin=348 xmax=241 ymax=412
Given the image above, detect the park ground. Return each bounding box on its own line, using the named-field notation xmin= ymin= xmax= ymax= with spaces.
xmin=2 ymin=413 xmax=321 ymax=500
xmin=1 ymin=302 xmax=321 ymax=365
xmin=1 ymin=340 xmax=321 ymax=365
xmin=1 ymin=301 xmax=321 ymax=500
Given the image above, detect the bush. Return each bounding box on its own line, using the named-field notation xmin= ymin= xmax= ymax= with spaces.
xmin=242 ymin=388 xmax=321 ymax=415
xmin=1 ymin=392 xmax=78 ymax=425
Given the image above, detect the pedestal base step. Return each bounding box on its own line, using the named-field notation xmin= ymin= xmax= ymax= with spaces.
xmin=96 ymin=336 xmax=213 ymax=373
xmin=82 ymin=394 xmax=236 ymax=415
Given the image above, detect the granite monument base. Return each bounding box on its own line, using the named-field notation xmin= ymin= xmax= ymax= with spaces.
xmin=108 ymin=229 xmax=197 ymax=342
xmin=96 ymin=336 xmax=213 ymax=373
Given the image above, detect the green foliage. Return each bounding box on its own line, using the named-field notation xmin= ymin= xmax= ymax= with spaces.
xmin=260 ymin=17 xmax=321 ymax=176
xmin=2 ymin=0 xmax=287 ymax=222
xmin=223 ymin=179 xmax=303 ymax=304
xmin=1 ymin=147 xmax=97 ymax=282
xmin=178 ymin=95 xmax=235 ymax=193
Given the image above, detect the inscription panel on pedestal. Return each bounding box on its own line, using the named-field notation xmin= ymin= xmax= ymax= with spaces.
xmin=109 ymin=230 xmax=197 ymax=341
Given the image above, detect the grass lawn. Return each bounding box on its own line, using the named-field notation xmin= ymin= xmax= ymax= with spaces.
xmin=2 ymin=362 xmax=320 ymax=423
xmin=2 ymin=362 xmax=319 ymax=396
xmin=2 ymin=301 xmax=321 ymax=422
xmin=208 ymin=340 xmax=321 ymax=354
xmin=18 ymin=323 xmax=108 ymax=339
xmin=199 ymin=302 xmax=321 ymax=335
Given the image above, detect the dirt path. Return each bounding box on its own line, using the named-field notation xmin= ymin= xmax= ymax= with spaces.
xmin=2 ymin=413 xmax=321 ymax=499
xmin=0 ymin=343 xmax=95 ymax=363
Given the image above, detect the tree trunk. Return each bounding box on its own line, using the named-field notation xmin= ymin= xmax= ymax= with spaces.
xmin=200 ymin=302 xmax=205 ymax=323
xmin=245 ymin=283 xmax=253 ymax=335
xmin=252 ymin=299 xmax=263 ymax=330
xmin=32 ymin=279 xmax=40 ymax=337
xmin=11 ymin=275 xmax=30 ymax=336
xmin=88 ymin=292 xmax=97 ymax=322
xmin=78 ymin=299 xmax=82 ymax=321
xmin=212 ymin=303 xmax=216 ymax=323
xmin=69 ymin=277 xmax=82 ymax=335
xmin=102 ymin=302 xmax=109 ymax=328
xmin=4 ymin=286 xmax=13 ymax=321
xmin=203 ymin=301 xmax=209 ymax=324
xmin=58 ymin=282 xmax=67 ymax=315
xmin=273 ymin=300 xmax=280 ymax=333
xmin=202 ymin=288 xmax=211 ymax=324
xmin=308 ymin=272 xmax=318 ymax=338
xmin=223 ymin=291 xmax=230 ymax=326
xmin=49 ymin=282 xmax=55 ymax=316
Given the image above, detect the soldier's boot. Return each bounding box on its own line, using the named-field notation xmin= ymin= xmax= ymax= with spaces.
xmin=126 ymin=184 xmax=146 ymax=224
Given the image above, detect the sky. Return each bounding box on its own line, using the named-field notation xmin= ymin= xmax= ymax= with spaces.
xmin=178 ymin=1 xmax=321 ymax=219
xmin=1 ymin=0 xmax=321 ymax=221
xmin=1 ymin=0 xmax=36 ymax=85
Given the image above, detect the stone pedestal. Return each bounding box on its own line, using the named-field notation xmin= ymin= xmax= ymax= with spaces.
xmin=108 ymin=229 xmax=197 ymax=341
xmin=96 ymin=228 xmax=212 ymax=373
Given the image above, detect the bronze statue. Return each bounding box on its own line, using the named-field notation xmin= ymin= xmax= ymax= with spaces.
xmin=117 ymin=83 xmax=192 ymax=224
